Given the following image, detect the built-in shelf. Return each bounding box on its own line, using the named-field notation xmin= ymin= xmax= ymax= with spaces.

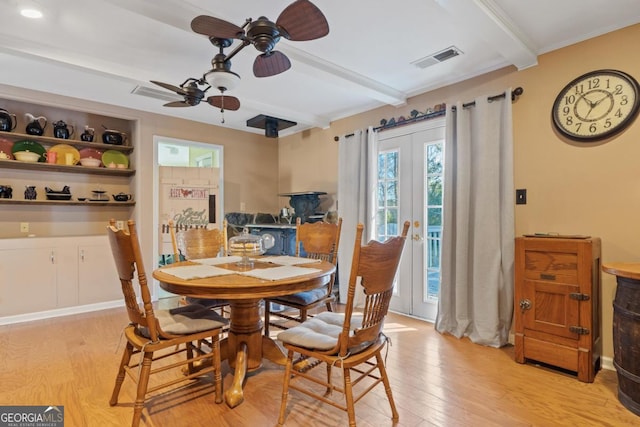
xmin=0 ymin=198 xmax=135 ymax=207
xmin=0 ymin=130 xmax=133 ymax=153
xmin=0 ymin=159 xmax=135 ymax=176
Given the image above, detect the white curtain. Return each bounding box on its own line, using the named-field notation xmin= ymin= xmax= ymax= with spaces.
xmin=337 ymin=127 xmax=378 ymax=304
xmin=435 ymin=90 xmax=515 ymax=348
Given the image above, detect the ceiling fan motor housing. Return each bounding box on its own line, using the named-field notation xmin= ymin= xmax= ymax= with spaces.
xmin=246 ymin=17 xmax=280 ymax=52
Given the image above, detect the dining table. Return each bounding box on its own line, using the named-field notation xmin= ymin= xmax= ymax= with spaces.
xmin=152 ymin=255 xmax=336 ymax=408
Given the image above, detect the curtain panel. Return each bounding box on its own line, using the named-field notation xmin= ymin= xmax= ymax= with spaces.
xmin=435 ymin=90 xmax=515 ymax=347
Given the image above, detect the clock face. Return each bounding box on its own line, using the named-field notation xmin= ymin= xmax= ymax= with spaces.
xmin=552 ymin=69 xmax=640 ymax=141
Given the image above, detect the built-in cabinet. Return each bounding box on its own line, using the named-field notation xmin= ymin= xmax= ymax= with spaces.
xmin=514 ymin=236 xmax=602 ymax=382
xmin=0 ymin=235 xmax=121 ymax=320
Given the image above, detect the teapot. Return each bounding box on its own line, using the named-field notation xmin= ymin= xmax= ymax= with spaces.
xmin=102 ymin=126 xmax=127 ymax=145
xmin=53 ymin=120 xmax=74 ymax=139
xmin=0 ymin=185 xmax=12 ymax=199
xmin=25 ymin=113 xmax=47 ymax=136
xmin=24 ymin=185 xmax=37 ymax=200
xmin=80 ymin=125 xmax=94 ymax=142
xmin=0 ymin=108 xmax=17 ymax=132
xmin=112 ymin=192 xmax=133 ymax=202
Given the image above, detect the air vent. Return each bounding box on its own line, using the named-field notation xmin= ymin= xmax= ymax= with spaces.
xmin=412 ymin=46 xmax=463 ymax=69
xmin=131 ymin=85 xmax=181 ymax=102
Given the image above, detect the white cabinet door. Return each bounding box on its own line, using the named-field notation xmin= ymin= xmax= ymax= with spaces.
xmin=0 ymin=248 xmax=57 ymax=316
xmin=78 ymin=243 xmax=121 ymax=305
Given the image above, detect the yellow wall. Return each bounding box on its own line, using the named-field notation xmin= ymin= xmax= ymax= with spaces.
xmin=278 ymin=24 xmax=640 ymax=361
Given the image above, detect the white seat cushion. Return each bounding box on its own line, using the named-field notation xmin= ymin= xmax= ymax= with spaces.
xmin=141 ymin=304 xmax=228 ymax=337
xmin=277 ymin=312 xmax=364 ymax=351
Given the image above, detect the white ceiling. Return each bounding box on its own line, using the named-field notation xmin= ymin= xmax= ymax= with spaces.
xmin=1 ymin=0 xmax=639 ymax=137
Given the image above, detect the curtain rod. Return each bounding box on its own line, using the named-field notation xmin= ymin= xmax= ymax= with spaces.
xmin=454 ymin=86 xmax=524 ymax=111
xmin=334 ymin=86 xmax=524 ymax=141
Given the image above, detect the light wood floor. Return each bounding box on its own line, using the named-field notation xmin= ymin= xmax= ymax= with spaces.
xmin=0 ymin=305 xmax=638 ymax=427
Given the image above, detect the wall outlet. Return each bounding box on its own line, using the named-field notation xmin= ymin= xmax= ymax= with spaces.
xmin=516 ymin=189 xmax=527 ymax=205
xmin=116 ymin=220 xmax=125 ymax=230
xmin=20 ymin=222 xmax=29 ymax=232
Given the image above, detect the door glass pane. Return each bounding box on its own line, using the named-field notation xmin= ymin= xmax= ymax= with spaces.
xmin=425 ymin=142 xmax=443 ymax=301
xmin=377 ymin=149 xmax=399 ymax=242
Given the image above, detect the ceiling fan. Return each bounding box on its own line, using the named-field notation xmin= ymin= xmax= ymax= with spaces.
xmin=191 ymin=0 xmax=330 ymax=78
xmin=151 ymin=37 xmax=241 ymax=119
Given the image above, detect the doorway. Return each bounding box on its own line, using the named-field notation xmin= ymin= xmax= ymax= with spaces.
xmin=377 ymin=119 xmax=445 ymax=322
xmin=153 ymin=136 xmax=224 ymax=299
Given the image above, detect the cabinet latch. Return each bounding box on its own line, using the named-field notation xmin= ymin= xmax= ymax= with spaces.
xmin=569 ymin=292 xmax=590 ymax=301
xmin=569 ymin=326 xmax=590 ymax=335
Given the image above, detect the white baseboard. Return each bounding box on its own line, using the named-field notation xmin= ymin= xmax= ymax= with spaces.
xmin=0 ymin=300 xmax=122 ymax=326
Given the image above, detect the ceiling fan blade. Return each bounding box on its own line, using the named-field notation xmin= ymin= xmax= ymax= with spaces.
xmin=253 ymin=51 xmax=291 ymax=77
xmin=163 ymin=101 xmax=192 ymax=107
xmin=191 ymin=15 xmax=243 ymax=39
xmin=151 ymin=80 xmax=188 ymax=96
xmin=276 ymin=0 xmax=329 ymax=41
xmin=207 ymin=95 xmax=241 ymax=111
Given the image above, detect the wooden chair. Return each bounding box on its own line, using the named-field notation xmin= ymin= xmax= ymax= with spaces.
xmin=264 ymin=217 xmax=342 ymax=336
xmin=107 ymin=220 xmax=226 ymax=427
xmin=169 ymin=219 xmax=230 ymax=313
xmin=276 ymin=220 xmax=410 ymax=427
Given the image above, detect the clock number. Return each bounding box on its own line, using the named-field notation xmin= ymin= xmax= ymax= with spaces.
xmin=589 ymin=123 xmax=597 ymax=133
xmin=565 ymin=116 xmax=573 ymax=126
xmin=588 ymin=78 xmax=600 ymax=90
xmin=604 ymin=118 xmax=612 ymax=129
xmin=614 ymin=84 xmax=624 ymax=96
xmin=620 ymin=94 xmax=628 ymax=105
xmin=564 ymin=94 xmax=576 ymax=105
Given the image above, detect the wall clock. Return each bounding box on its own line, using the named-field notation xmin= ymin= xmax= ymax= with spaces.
xmin=552 ymin=69 xmax=640 ymax=141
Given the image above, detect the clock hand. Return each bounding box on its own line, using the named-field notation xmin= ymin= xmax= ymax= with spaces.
xmin=579 ymin=93 xmax=596 ymax=118
xmin=592 ymin=93 xmax=611 ymax=107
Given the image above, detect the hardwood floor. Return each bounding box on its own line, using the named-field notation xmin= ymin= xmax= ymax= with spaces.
xmin=0 ymin=305 xmax=637 ymax=427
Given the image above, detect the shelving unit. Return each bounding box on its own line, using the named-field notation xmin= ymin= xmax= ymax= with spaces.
xmin=0 ymin=124 xmax=135 ymax=207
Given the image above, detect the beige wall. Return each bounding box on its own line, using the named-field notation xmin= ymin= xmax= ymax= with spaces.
xmin=277 ymin=23 xmax=640 ymax=361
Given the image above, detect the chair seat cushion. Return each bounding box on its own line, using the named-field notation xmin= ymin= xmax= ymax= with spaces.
xmin=144 ymin=304 xmax=228 ymax=336
xmin=273 ymin=285 xmax=328 ymax=305
xmin=185 ymin=296 xmax=229 ymax=308
xmin=277 ymin=311 xmax=364 ymax=351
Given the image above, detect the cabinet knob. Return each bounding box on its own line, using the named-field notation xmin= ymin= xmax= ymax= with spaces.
xmin=519 ymin=299 xmax=532 ymax=311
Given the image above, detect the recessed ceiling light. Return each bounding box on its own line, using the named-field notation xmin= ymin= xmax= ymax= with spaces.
xmin=19 ymin=1 xmax=43 ymax=19
xmin=20 ymin=8 xmax=43 ymax=18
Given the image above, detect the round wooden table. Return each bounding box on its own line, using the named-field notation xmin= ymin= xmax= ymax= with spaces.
xmin=152 ymin=259 xmax=335 ymax=408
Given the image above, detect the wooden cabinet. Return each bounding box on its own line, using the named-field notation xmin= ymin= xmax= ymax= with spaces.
xmin=514 ymin=236 xmax=602 ymax=382
xmin=0 ymin=235 xmax=121 ymax=320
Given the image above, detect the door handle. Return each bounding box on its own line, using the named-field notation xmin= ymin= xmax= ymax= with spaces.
xmin=412 ymin=234 xmax=422 ymax=242
xmin=519 ymin=299 xmax=532 ymax=311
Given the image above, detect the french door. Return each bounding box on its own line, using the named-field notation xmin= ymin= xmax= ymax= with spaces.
xmin=377 ymin=119 xmax=445 ymax=321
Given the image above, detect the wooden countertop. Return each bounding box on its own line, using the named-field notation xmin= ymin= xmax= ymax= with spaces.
xmin=602 ymin=262 xmax=640 ymax=280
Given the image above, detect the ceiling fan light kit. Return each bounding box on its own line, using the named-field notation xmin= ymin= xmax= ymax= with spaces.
xmin=204 ymin=69 xmax=240 ymax=91
xmin=150 ymin=0 xmax=328 ymax=128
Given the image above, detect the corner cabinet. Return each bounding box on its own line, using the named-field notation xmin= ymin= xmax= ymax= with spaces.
xmin=514 ymin=236 xmax=602 ymax=382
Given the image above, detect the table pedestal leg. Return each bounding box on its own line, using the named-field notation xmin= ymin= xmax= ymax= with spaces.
xmin=224 ymin=342 xmax=247 ymax=408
